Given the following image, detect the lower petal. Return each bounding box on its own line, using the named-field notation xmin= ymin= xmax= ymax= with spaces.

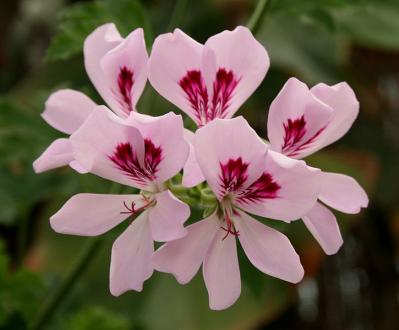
xmin=50 ymin=193 xmax=144 ymax=236
xmin=33 ymin=138 xmax=74 ymax=173
xmin=235 ymin=210 xmax=304 ymax=283
xmin=110 ymin=211 xmax=154 ymax=295
xmin=318 ymin=172 xmax=368 ymax=214
xmin=148 ymin=190 xmax=189 ymax=242
xmin=152 ymin=213 xmax=219 ymax=285
xmin=302 ymin=202 xmax=343 ymax=255
xmin=203 ymin=229 xmax=241 ymax=310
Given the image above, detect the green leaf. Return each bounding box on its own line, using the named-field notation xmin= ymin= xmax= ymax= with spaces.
xmin=46 ymin=0 xmax=151 ymax=61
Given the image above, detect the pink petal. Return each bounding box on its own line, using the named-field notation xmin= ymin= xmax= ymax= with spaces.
xmin=194 ymin=116 xmax=267 ymax=199
xmin=235 ymin=210 xmax=304 ymax=283
xmin=148 ymin=29 xmax=203 ymax=125
xmin=203 ymin=228 xmax=241 ymax=310
xmin=267 ymin=77 xmax=333 ymax=159
xmin=50 ymin=193 xmax=144 ymax=236
xmin=70 ymin=106 xmax=148 ymax=189
xmin=126 ymin=111 xmax=189 ymax=184
xmin=318 ymin=172 xmax=368 ymax=214
xmin=310 ymin=82 xmax=359 ymax=148
xmin=203 ymin=26 xmax=269 ymax=119
xmin=152 ymin=213 xmax=219 ymax=284
xmin=148 ymin=190 xmax=189 ymax=242
xmin=182 ymin=129 xmax=205 ymax=187
xmin=42 ymin=89 xmax=97 ymax=134
xmin=33 ymin=138 xmax=74 ymax=173
xmin=302 ymin=202 xmax=343 ymax=255
xmin=110 ymin=211 xmax=154 ymax=295
xmin=235 ymin=150 xmax=321 ymax=222
xmin=100 ymin=28 xmax=148 ymax=117
xmin=84 ymin=23 xmax=123 ymax=108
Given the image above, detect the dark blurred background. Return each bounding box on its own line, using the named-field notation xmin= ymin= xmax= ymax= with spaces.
xmin=0 ymin=0 xmax=398 ymax=329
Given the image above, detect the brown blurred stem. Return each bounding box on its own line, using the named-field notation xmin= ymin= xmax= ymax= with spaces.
xmin=29 ymin=237 xmax=103 ymax=330
xmin=247 ymin=0 xmax=271 ymax=34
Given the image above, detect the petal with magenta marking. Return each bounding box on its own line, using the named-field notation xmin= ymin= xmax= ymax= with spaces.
xmin=100 ymin=28 xmax=148 ymax=116
xmin=204 ymin=26 xmax=269 ymax=119
xmin=148 ymin=29 xmax=203 ymax=124
xmin=194 ymin=117 xmax=267 ymax=199
xmin=235 ymin=150 xmax=321 ymax=222
xmin=267 ymin=77 xmax=333 ymax=159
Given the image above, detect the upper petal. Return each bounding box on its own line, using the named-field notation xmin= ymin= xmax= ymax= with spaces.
xmin=41 ymin=89 xmax=97 ymax=134
xmin=310 ymin=82 xmax=359 ymax=148
xmin=50 ymin=193 xmax=144 ymax=236
xmin=235 ymin=150 xmax=321 ymax=222
xmin=235 ymin=210 xmax=304 ymax=283
xmin=84 ymin=23 xmax=123 ymax=108
xmin=126 ymin=111 xmax=190 ymax=184
xmin=203 ymin=26 xmax=269 ymax=119
xmin=203 ymin=228 xmax=241 ymax=310
xmin=148 ymin=190 xmax=189 ymax=242
xmin=267 ymin=77 xmax=333 ymax=159
xmin=148 ymin=29 xmax=203 ymax=125
xmin=194 ymin=117 xmax=267 ymax=199
xmin=110 ymin=211 xmax=154 ymax=295
xmin=70 ymin=106 xmax=148 ymax=189
xmin=182 ymin=129 xmax=205 ymax=187
xmin=302 ymin=202 xmax=343 ymax=255
xmin=100 ymin=28 xmax=148 ymax=116
xmin=152 ymin=213 xmax=220 ymax=285
xmin=318 ymin=172 xmax=368 ymax=214
xmin=33 ymin=138 xmax=74 ymax=173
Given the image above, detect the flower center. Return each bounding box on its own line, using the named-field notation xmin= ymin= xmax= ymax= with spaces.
xmin=109 ymin=138 xmax=163 ymax=185
xmin=179 ymin=68 xmax=239 ymax=126
xmin=282 ymin=115 xmax=325 ymax=157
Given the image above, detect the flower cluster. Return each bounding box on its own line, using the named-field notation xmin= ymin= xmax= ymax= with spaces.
xmin=34 ymin=24 xmax=368 ymax=310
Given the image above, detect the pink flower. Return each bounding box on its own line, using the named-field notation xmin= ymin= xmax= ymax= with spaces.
xmin=148 ymin=26 xmax=270 ymax=187
xmin=267 ymin=77 xmax=369 ymax=254
xmin=50 ymin=107 xmax=190 ymax=294
xmin=153 ymin=117 xmax=321 ymax=310
xmin=33 ymin=24 xmax=148 ymax=173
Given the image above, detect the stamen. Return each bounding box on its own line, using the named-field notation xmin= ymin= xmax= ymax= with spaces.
xmin=120 ymin=196 xmax=154 ymax=217
xmin=220 ymin=211 xmax=239 ymax=240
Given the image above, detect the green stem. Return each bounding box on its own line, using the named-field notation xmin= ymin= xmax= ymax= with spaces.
xmin=246 ymin=0 xmax=271 ymax=34
xmin=167 ymin=0 xmax=189 ymax=31
xmin=29 ymin=236 xmax=103 ymax=330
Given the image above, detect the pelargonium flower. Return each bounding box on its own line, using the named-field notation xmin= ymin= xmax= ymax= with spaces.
xmin=153 ymin=117 xmax=321 ymax=310
xmin=50 ymin=107 xmax=190 ymax=294
xmin=33 ymin=23 xmax=148 ymax=173
xmin=267 ymin=77 xmax=369 ymax=254
xmin=148 ymin=26 xmax=269 ymax=187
